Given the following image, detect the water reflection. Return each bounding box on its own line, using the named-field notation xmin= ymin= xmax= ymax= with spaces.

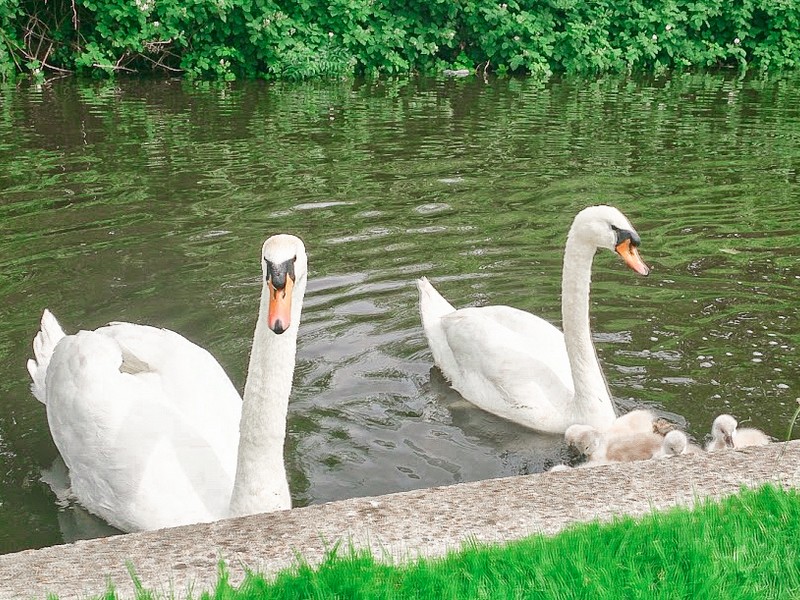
xmin=1 ymin=73 xmax=800 ymax=553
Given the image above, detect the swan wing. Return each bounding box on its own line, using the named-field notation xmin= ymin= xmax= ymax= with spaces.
xmin=43 ymin=325 xmax=241 ymax=531
xmin=96 ymin=322 xmax=242 ymax=436
xmin=439 ymin=306 xmax=575 ymax=432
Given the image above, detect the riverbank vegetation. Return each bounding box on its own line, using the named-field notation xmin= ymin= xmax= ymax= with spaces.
xmin=1 ymin=0 xmax=799 ymax=81
xmin=58 ymin=484 xmax=800 ymax=599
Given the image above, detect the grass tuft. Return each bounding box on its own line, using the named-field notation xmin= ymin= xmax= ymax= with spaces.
xmin=787 ymin=399 xmax=800 ymax=442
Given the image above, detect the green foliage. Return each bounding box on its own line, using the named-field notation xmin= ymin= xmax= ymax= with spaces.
xmin=0 ymin=0 xmax=799 ymax=80
xmin=0 ymin=0 xmax=23 ymax=79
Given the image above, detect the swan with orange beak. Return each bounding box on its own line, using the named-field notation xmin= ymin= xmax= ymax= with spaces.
xmin=27 ymin=233 xmax=309 ymax=532
xmin=418 ymin=205 xmax=651 ymax=433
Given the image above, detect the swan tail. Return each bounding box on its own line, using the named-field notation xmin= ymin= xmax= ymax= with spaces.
xmin=27 ymin=309 xmax=66 ymax=404
xmin=416 ymin=277 xmax=455 ymax=330
xmin=416 ymin=276 xmax=463 ymax=384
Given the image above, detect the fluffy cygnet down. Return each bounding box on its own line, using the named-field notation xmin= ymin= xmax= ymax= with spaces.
xmin=657 ymin=430 xmax=703 ymax=458
xmin=604 ymin=432 xmax=664 ymax=462
xmin=564 ymin=424 xmax=603 ymax=459
xmin=548 ymin=464 xmax=573 ymax=472
xmin=607 ymin=409 xmax=656 ymax=435
xmin=565 ymin=424 xmax=663 ymax=464
xmin=706 ymin=414 xmax=771 ymax=451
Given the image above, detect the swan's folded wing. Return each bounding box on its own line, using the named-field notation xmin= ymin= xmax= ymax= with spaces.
xmin=440 ymin=307 xmax=575 ymax=431
xmin=441 ymin=305 xmax=572 ymax=386
xmin=44 ymin=330 xmax=237 ymax=531
xmin=463 ymin=305 xmax=563 ymax=342
xmin=98 ymin=322 xmax=242 ymax=408
xmin=94 ymin=322 xmax=242 ymax=471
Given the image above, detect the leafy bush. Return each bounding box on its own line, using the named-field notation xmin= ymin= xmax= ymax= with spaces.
xmin=1 ymin=0 xmax=799 ymax=80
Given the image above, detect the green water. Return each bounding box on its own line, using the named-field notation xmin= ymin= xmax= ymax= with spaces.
xmin=1 ymin=74 xmax=799 ymax=554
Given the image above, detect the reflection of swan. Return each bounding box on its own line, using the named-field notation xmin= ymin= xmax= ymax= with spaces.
xmin=706 ymin=414 xmax=771 ymax=451
xmin=424 ymin=365 xmax=568 ymax=475
xmin=27 ymin=234 xmax=307 ymax=532
xmin=40 ymin=456 xmax=121 ymax=542
xmin=418 ymin=206 xmax=649 ymax=434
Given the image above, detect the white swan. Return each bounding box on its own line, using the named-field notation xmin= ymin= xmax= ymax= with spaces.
xmin=417 ymin=205 xmax=649 ymax=433
xmin=706 ymin=414 xmax=771 ymax=451
xmin=26 ymin=234 xmax=307 ymax=532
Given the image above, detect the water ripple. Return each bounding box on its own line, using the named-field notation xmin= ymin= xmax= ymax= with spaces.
xmin=2 ymin=74 xmax=800 ymax=552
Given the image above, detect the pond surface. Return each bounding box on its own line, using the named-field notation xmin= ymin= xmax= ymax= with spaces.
xmin=1 ymin=73 xmax=800 ymax=554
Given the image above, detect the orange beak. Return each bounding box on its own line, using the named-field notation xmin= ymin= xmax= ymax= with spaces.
xmin=267 ymin=277 xmax=294 ymax=334
xmin=615 ymin=238 xmax=650 ymax=276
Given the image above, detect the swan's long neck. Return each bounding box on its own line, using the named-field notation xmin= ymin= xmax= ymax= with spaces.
xmin=228 ymin=278 xmax=305 ymax=517
xmin=561 ymin=235 xmax=615 ymax=425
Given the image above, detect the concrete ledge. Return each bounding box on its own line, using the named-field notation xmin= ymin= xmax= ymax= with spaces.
xmin=2 ymin=441 xmax=799 ymax=600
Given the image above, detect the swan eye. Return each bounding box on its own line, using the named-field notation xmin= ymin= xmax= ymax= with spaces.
xmin=611 ymin=224 xmax=641 ymax=247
